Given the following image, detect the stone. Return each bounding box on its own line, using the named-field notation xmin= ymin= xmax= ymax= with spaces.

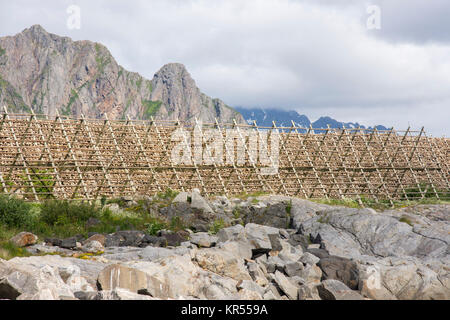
xmin=244 ymin=223 xmax=279 ymax=255
xmin=74 ymin=291 xmax=98 ymax=300
xmin=0 ymin=278 xmax=21 ymax=300
xmin=203 ymin=274 xmax=239 ymax=300
xmin=357 ymin=256 xmax=450 ymax=300
xmin=141 ymin=235 xmax=167 ymax=247
xmin=5 ymin=255 xmax=105 ymax=289
xmin=306 ymin=248 xmax=330 ymax=259
xmin=81 ymin=240 xmax=104 ymax=253
xmin=65 ymin=275 xmax=95 ymax=293
xmin=83 ymin=234 xmax=106 ymax=246
xmin=300 ymin=252 xmax=320 ymax=266
xmin=317 ymin=279 xmax=364 ymax=300
xmin=218 ymin=240 xmax=253 ymax=261
xmin=266 ymin=255 xmax=285 ymax=273
xmin=191 ymin=190 xmax=214 ymax=214
xmin=299 ymin=207 xmax=449 ymax=260
xmin=268 ymin=233 xmax=283 ymax=252
xmin=194 ymin=248 xmax=251 ymax=281
xmin=126 ymin=254 xmax=236 ymax=299
xmin=97 ymin=264 xmax=168 ymax=297
xmin=1 ymin=264 xmax=75 ymax=300
xmin=25 ymin=244 xmax=73 ymax=256
xmin=60 ymin=237 xmax=78 ymax=249
xmin=318 ymin=256 xmax=359 ymax=290
xmin=190 ymin=232 xmax=218 ymax=248
xmin=101 ymin=247 xmax=143 ymax=261
xmin=284 ymin=262 xmax=304 ymax=277
xmin=264 ymin=283 xmax=282 ymax=300
xmin=138 ymin=246 xmax=189 ymax=261
xmin=290 ymin=199 xmax=331 ymax=229
xmin=247 ymin=262 xmax=269 ymax=287
xmin=237 ymin=288 xmax=263 ymax=300
xmin=237 ymin=280 xmax=265 ymax=296
xmin=273 ymin=271 xmax=298 ymax=300
xmin=172 ymin=192 xmax=189 ymax=203
xmin=279 ymin=229 xmax=290 ymax=239
xmin=114 ymin=230 xmax=146 ymax=247
xmin=217 ymin=224 xmax=245 ymax=243
xmin=95 ymin=288 xmax=155 ymax=300
xmin=298 ymin=265 xmax=322 ymax=285
xmin=44 ymin=238 xmax=62 ymax=247
xmin=161 ymin=230 xmax=190 ymax=247
xmin=298 ymin=283 xmax=321 ymax=300
xmin=9 ymin=232 xmax=38 ymax=247
xmin=243 ymin=200 xmax=290 ymax=229
xmin=263 ymin=291 xmax=278 ymax=300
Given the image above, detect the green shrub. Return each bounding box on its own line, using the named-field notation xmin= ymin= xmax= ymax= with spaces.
xmin=0 ymin=241 xmax=31 ymax=260
xmin=0 ymin=195 xmax=35 ymax=229
xmin=209 ymin=218 xmax=226 ymax=235
xmin=169 ymin=216 xmax=185 ymax=232
xmin=145 ymin=220 xmax=167 ymax=236
xmin=157 ymin=188 xmax=179 ymax=201
xmin=40 ymin=200 xmax=100 ymax=226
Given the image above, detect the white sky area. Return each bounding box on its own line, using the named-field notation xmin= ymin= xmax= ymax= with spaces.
xmin=0 ymin=0 xmax=449 ymax=136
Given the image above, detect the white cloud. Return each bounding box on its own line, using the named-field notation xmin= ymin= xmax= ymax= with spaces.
xmin=0 ymin=0 xmax=448 ymax=136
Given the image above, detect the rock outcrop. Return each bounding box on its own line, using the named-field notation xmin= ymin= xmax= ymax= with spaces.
xmin=0 ymin=194 xmax=448 ymax=300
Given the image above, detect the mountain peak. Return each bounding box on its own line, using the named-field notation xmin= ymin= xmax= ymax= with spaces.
xmin=158 ymin=62 xmax=188 ymax=73
xmin=23 ymin=24 xmax=49 ymax=37
xmin=154 ymin=63 xmax=193 ymax=84
xmin=0 ymin=26 xmax=245 ymax=124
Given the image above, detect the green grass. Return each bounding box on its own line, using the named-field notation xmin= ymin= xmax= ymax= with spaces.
xmin=157 ymin=188 xmax=179 ymax=201
xmin=136 ymin=78 xmax=142 ymax=89
xmin=0 ymin=241 xmax=32 ymax=260
xmin=310 ymin=196 xmax=449 ymax=210
xmin=209 ymin=218 xmax=226 ymax=235
xmin=145 ymin=220 xmax=167 ymax=236
xmin=0 ymin=190 xmax=191 ymax=259
xmin=142 ymin=100 xmax=162 ymax=119
xmin=95 ymin=43 xmax=111 ymax=74
xmin=285 ymin=200 xmax=292 ymax=215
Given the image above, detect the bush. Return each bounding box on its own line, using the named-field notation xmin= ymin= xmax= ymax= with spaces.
xmin=0 ymin=241 xmax=31 ymax=260
xmin=145 ymin=220 xmax=167 ymax=236
xmin=0 ymin=195 xmax=35 ymax=229
xmin=209 ymin=218 xmax=226 ymax=234
xmin=40 ymin=200 xmax=100 ymax=226
xmin=157 ymin=188 xmax=179 ymax=201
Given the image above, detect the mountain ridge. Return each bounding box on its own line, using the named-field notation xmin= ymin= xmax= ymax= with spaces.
xmin=235 ymin=107 xmax=389 ymax=131
xmin=0 ymin=25 xmax=244 ymax=124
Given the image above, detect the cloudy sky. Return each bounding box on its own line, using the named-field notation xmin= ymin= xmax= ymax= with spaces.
xmin=0 ymin=0 xmax=449 ymax=136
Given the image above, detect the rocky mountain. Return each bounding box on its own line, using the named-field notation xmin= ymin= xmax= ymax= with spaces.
xmin=235 ymin=107 xmax=310 ymax=128
xmin=0 ymin=25 xmax=244 ymax=124
xmin=236 ymin=107 xmax=389 ymax=131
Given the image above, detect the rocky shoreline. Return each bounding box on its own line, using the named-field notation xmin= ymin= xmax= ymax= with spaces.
xmin=0 ymin=191 xmax=449 ymax=300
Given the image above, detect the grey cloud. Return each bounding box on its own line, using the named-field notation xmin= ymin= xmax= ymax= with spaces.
xmin=0 ymin=0 xmax=448 ymax=136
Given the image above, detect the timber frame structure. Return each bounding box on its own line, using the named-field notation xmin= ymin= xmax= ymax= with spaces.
xmin=0 ymin=107 xmax=448 ymax=204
